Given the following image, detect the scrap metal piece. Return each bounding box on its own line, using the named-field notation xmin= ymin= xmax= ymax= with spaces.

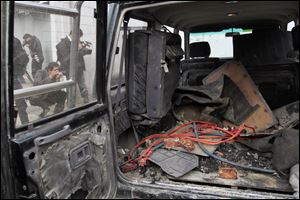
xmin=203 ymin=61 xmax=277 ymax=132
xmin=273 ymin=101 xmax=299 ymax=129
xmin=221 ymin=75 xmax=259 ymax=125
xmin=175 ymin=72 xmax=259 ymax=126
xmin=148 ymin=149 xmax=198 ymax=178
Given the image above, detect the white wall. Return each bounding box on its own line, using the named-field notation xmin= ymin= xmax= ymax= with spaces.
xmin=79 ymin=1 xmax=97 ymax=91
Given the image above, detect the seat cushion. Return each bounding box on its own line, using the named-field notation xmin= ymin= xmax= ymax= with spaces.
xmin=190 ymin=41 xmax=211 ymax=58
xmin=127 ymin=30 xmax=184 ymax=125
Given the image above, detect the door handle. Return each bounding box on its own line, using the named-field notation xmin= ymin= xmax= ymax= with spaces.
xmin=34 ymin=125 xmax=71 ymax=146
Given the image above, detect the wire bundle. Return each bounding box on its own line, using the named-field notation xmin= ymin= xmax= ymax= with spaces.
xmin=123 ymin=121 xmax=255 ymax=167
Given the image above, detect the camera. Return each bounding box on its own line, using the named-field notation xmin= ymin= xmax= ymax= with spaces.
xmin=80 ymin=41 xmax=92 ymax=55
xmin=81 ymin=41 xmax=92 ymax=48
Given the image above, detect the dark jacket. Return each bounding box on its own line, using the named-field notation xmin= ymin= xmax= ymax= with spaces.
xmin=33 ymin=69 xmax=56 ymax=86
xmin=13 ymin=37 xmax=29 ymax=76
xmin=56 ymin=36 xmax=71 ymax=76
xmin=28 ymin=35 xmax=44 ymax=67
xmin=32 ymin=69 xmax=57 ymax=100
xmin=56 ymin=36 xmax=88 ymax=77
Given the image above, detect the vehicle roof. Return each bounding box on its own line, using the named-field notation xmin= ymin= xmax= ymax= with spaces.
xmin=126 ymin=1 xmax=299 ymax=32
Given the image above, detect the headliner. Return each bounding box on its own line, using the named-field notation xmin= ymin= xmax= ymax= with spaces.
xmin=129 ymin=1 xmax=299 ymax=32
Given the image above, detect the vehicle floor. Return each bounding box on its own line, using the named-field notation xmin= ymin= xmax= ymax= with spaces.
xmin=118 ymin=137 xmax=294 ymax=194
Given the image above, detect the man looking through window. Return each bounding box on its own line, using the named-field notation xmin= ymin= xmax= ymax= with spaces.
xmin=30 ymin=62 xmax=67 ymax=118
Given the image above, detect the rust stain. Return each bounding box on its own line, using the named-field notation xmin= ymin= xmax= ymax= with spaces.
xmin=218 ymin=166 xmax=238 ymax=179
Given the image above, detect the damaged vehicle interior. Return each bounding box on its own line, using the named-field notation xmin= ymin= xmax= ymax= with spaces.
xmin=1 ymin=1 xmax=299 ymax=199
xmin=112 ymin=1 xmax=299 ymax=198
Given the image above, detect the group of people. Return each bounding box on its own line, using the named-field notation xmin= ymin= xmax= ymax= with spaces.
xmin=14 ymin=29 xmax=91 ymax=124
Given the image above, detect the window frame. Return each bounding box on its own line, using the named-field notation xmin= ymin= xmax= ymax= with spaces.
xmin=12 ymin=1 xmax=105 ymax=134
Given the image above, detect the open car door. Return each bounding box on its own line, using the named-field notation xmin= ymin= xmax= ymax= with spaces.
xmin=1 ymin=1 xmax=117 ymax=199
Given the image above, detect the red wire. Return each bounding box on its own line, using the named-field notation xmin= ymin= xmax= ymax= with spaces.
xmin=125 ymin=121 xmax=255 ymax=166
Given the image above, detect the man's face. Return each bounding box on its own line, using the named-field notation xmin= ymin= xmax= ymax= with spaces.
xmin=48 ymin=67 xmax=60 ymax=77
xmin=23 ymin=37 xmax=32 ymax=47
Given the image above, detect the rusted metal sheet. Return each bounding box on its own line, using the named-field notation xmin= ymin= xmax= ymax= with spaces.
xmin=203 ymin=61 xmax=277 ymax=132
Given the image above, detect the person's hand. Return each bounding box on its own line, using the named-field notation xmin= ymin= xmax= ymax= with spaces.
xmin=33 ymin=55 xmax=40 ymax=63
xmin=49 ymin=70 xmax=59 ymax=80
xmin=56 ymin=72 xmax=63 ymax=80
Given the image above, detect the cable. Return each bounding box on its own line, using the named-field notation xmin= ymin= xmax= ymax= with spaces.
xmin=127 ymin=121 xmax=240 ymax=160
xmin=192 ymin=122 xmax=276 ymax=174
xmin=122 ymin=121 xmax=256 ymax=168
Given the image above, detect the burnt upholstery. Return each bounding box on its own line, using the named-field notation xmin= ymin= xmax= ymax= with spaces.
xmin=233 ymin=28 xmax=294 ymax=65
xmin=127 ymin=30 xmax=184 ymax=125
xmin=233 ymin=28 xmax=298 ymax=109
xmin=180 ymin=41 xmax=220 ymax=86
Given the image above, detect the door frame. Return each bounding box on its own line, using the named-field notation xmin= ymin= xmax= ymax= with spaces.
xmin=2 ymin=1 xmax=117 ymax=199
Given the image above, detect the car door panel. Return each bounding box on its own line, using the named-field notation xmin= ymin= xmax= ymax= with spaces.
xmin=13 ymin=104 xmax=116 ymax=199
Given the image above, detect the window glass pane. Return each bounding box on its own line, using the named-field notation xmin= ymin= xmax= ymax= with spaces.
xmin=13 ymin=1 xmax=97 ymax=128
xmin=190 ymin=28 xmax=252 ymax=58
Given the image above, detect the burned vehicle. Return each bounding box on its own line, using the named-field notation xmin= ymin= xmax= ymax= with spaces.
xmin=1 ymin=1 xmax=299 ymax=199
